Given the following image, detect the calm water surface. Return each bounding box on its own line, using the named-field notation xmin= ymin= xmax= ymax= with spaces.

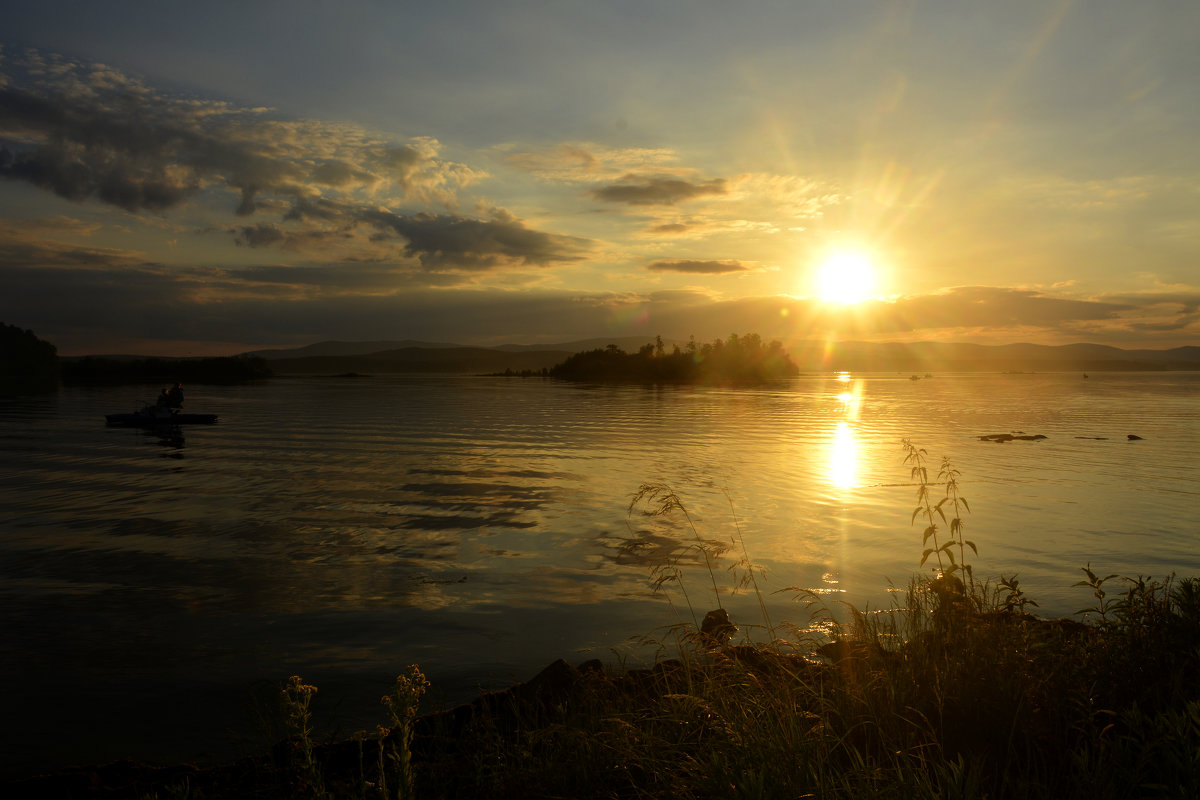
xmin=2 ymin=372 xmax=1197 ymax=773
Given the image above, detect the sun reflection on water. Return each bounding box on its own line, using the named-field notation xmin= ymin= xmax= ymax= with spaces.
xmin=835 ymin=376 xmax=862 ymax=420
xmin=828 ymin=375 xmax=862 ymax=489
xmin=830 ymin=421 xmax=858 ymax=489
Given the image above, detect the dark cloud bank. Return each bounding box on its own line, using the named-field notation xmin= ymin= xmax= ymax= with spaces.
xmin=591 ymin=175 xmax=726 ymax=205
xmin=0 ymin=53 xmax=587 ymax=271
xmin=647 ymin=259 xmax=748 ymax=274
xmin=4 ymin=233 xmax=1195 ymax=353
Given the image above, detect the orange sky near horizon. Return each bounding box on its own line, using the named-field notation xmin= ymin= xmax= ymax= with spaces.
xmin=2 ymin=1 xmax=1198 ymax=356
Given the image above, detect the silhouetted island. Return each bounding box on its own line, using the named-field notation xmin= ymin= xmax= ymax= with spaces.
xmin=549 ymin=334 xmax=799 ymax=385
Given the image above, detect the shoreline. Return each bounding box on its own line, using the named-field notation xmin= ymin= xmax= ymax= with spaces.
xmin=6 ymin=585 xmax=1198 ymax=799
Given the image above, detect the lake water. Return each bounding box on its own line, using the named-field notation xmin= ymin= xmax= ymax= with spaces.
xmin=2 ymin=372 xmax=1198 ymax=774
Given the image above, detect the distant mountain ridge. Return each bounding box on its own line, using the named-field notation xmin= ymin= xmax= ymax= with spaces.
xmin=789 ymin=341 xmax=1200 ymax=372
xmin=241 ymin=337 xmax=670 ymax=374
xmin=263 ymin=346 xmax=575 ymax=375
xmin=240 ymin=338 xmax=1200 ymax=375
xmin=243 ymin=340 xmax=467 ymax=359
xmin=241 ymin=337 xmax=667 ymax=360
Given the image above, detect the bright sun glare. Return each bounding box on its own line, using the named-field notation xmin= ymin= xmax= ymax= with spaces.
xmin=816 ymin=251 xmax=877 ymax=305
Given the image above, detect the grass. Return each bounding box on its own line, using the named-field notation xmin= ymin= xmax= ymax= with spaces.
xmin=8 ymin=443 xmax=1199 ymax=799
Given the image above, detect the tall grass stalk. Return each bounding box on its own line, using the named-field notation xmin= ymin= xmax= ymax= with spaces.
xmin=628 ymin=482 xmax=726 ymax=628
xmin=722 ymin=487 xmax=776 ymax=641
xmin=627 ymin=481 xmax=780 ymax=647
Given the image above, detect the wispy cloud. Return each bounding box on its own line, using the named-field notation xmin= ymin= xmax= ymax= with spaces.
xmin=590 ymin=174 xmax=727 ymax=206
xmin=267 ymin=202 xmax=592 ymax=270
xmin=647 ymin=259 xmax=749 ymax=274
xmin=504 ymin=143 xmax=679 ymax=183
xmin=0 ymin=53 xmax=480 ymax=215
xmin=0 ymin=52 xmax=594 ymax=273
xmin=8 ymin=210 xmax=1192 ymax=355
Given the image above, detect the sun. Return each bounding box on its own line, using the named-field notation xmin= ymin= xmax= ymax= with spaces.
xmin=815 ymin=251 xmax=877 ymax=304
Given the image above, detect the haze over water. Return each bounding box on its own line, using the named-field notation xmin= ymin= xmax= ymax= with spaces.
xmin=2 ymin=371 xmax=1197 ymax=773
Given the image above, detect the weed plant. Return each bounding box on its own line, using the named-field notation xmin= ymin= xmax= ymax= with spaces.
xmin=280 ymin=675 xmax=326 ymax=798
xmin=378 ymin=665 xmax=428 ymax=800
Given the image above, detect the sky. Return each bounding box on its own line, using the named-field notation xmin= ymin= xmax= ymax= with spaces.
xmin=1 ymin=0 xmax=1198 ymax=356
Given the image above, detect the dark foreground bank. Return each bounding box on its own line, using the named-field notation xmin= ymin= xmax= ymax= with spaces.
xmin=6 ymin=570 xmax=1199 ymax=800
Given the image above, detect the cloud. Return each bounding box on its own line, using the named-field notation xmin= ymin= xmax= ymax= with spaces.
xmin=3 ymin=210 xmax=1192 ymax=352
xmin=591 ymin=174 xmax=727 ymax=205
xmin=504 ymin=143 xmax=678 ymax=183
xmin=278 ymin=202 xmax=593 ymax=270
xmin=308 ymin=159 xmax=374 ymax=188
xmin=646 ymin=222 xmax=692 ymax=235
xmin=0 ymin=218 xmax=147 ymax=268
xmin=0 ymin=52 xmax=597 ymax=272
xmin=233 ymin=223 xmax=285 ymax=248
xmin=881 ymin=286 xmax=1133 ymax=329
xmin=726 ymin=173 xmax=842 ymax=220
xmin=637 ymin=215 xmax=783 ymax=240
xmin=0 ymin=52 xmax=479 ymax=216
xmin=379 ymin=209 xmax=591 ymax=269
xmin=1079 ymin=291 xmax=1200 ymax=335
xmin=647 ymin=259 xmax=749 ymax=274
xmin=4 ymin=227 xmax=1197 ymax=356
xmin=0 ymin=214 xmax=102 ymax=236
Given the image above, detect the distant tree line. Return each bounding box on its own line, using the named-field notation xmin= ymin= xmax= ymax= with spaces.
xmin=1 ymin=323 xmax=275 ymax=391
xmin=1 ymin=322 xmax=60 ymax=391
xmin=490 ymin=367 xmax=552 ymax=377
xmin=549 ymin=333 xmax=799 ymax=385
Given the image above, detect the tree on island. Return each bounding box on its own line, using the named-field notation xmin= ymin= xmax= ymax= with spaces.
xmin=0 ymin=322 xmax=60 ymax=391
xmin=549 ymin=333 xmax=799 ymax=385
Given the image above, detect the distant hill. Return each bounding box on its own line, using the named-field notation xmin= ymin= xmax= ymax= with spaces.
xmin=242 ymin=340 xmax=466 ymax=360
xmin=244 ymin=336 xmax=670 ymax=360
xmin=242 ymin=338 xmax=1200 ymax=376
xmin=265 ymin=346 xmax=575 ymax=375
xmin=491 ymin=337 xmax=675 ymax=353
xmin=248 ymin=337 xmax=671 ymax=375
xmin=787 ymin=341 xmax=1200 ymax=372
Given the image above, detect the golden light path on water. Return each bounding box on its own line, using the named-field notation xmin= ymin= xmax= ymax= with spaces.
xmin=4 ymin=372 xmax=1200 ymax=778
xmin=830 ymin=422 xmax=858 ymax=489
xmin=828 ymin=373 xmax=863 ymax=490
xmin=809 ymin=371 xmax=866 ymax=625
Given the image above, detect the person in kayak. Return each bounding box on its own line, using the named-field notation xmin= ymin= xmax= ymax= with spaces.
xmin=166 ymin=383 xmax=184 ymax=409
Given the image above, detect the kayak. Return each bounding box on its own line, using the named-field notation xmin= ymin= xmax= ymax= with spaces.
xmin=105 ymin=407 xmax=218 ymax=427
